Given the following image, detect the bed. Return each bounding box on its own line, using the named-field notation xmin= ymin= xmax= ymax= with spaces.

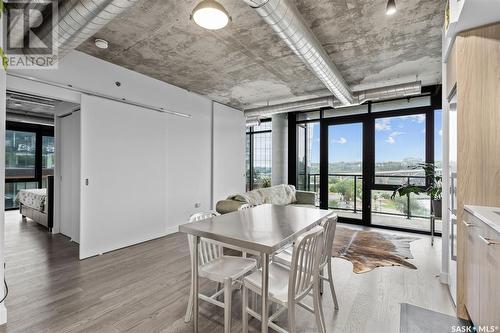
xmin=16 ymin=176 xmax=54 ymax=231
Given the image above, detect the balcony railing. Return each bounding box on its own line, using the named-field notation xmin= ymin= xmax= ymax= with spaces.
xmin=298 ymin=173 xmax=429 ymax=220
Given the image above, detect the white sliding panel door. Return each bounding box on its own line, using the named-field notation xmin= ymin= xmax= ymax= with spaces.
xmin=79 ymin=95 xmax=167 ymax=259
xmin=60 ymin=111 xmax=80 ymax=242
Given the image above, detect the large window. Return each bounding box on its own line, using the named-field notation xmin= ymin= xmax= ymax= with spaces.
xmin=246 ymin=120 xmax=272 ymax=191
xmin=289 ymin=85 xmax=443 ymax=235
xmin=371 ymin=113 xmax=430 ymax=231
xmin=374 ymin=114 xmax=427 ymax=186
xmin=328 ymin=122 xmax=363 ymax=218
xmin=5 ymin=122 xmax=54 ymax=210
xmin=296 ymin=121 xmax=320 ymax=198
xmin=6 ymin=130 xmax=36 ymax=179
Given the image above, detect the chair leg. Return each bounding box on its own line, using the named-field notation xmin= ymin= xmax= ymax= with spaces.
xmin=328 ymin=259 xmax=339 ymax=310
xmin=216 ymin=282 xmax=222 ymax=294
xmin=320 ymin=267 xmax=325 ymax=295
xmin=224 ymin=278 xmax=232 ymax=333
xmin=313 ymin=280 xmax=326 ymax=333
xmin=184 ymin=282 xmax=193 ymax=323
xmin=242 ymin=284 xmax=248 ymax=333
xmin=288 ymin=301 xmax=296 ymax=333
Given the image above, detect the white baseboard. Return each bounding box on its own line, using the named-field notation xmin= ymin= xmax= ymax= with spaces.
xmin=165 ymin=224 xmax=182 ymax=236
xmin=439 ymin=272 xmax=449 ymax=285
xmin=0 ymin=303 xmax=7 ymax=325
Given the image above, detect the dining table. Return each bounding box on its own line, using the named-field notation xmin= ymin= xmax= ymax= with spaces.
xmin=179 ymin=204 xmax=333 ymax=333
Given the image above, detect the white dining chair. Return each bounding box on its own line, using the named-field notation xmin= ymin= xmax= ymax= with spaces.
xmin=242 ymin=226 xmax=326 ymax=333
xmin=273 ymin=215 xmax=340 ymax=310
xmin=184 ymin=211 xmax=257 ymax=333
xmin=237 ymin=204 xmax=260 ymax=259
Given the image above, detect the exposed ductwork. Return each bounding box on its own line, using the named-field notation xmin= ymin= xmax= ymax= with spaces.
xmin=245 ymin=117 xmax=262 ymax=127
xmin=244 ymin=81 xmax=422 ymax=118
xmin=6 ymin=111 xmax=55 ymax=126
xmin=356 ymin=81 xmax=422 ymax=104
xmin=245 ymin=96 xmax=337 ymax=118
xmin=242 ymin=0 xmax=353 ymax=105
xmin=35 ymin=0 xmax=140 ymax=60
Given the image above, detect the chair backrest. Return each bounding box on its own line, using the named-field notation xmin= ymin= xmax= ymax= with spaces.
xmin=187 ymin=211 xmax=222 ymax=266
xmin=189 ymin=211 xmax=219 ymax=222
xmin=238 ymin=204 xmax=252 ymax=210
xmin=320 ymin=215 xmax=338 ymax=267
xmin=288 ymin=226 xmax=324 ymax=301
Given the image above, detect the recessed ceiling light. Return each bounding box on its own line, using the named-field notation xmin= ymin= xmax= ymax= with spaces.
xmin=191 ymin=0 xmax=231 ymax=30
xmin=386 ymin=0 xmax=396 ymax=15
xmin=95 ymin=38 xmax=109 ymax=49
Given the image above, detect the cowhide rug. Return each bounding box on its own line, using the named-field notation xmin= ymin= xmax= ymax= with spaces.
xmin=332 ymin=225 xmax=419 ymax=274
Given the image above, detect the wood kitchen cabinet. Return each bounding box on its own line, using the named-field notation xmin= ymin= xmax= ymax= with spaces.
xmin=455 ymin=22 xmax=500 ymax=319
xmin=463 ymin=212 xmax=480 ymax=322
xmin=480 ymin=222 xmax=500 ymax=327
xmin=463 ymin=209 xmax=500 ymax=326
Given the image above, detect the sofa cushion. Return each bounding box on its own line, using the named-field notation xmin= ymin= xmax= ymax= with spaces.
xmin=228 ymin=191 xmax=264 ymax=206
xmin=259 ymin=184 xmax=297 ymax=205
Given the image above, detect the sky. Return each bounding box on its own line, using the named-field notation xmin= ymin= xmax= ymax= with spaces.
xmin=309 ymin=110 xmax=443 ymax=164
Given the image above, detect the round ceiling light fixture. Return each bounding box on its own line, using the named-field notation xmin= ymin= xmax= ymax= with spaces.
xmin=94 ymin=38 xmax=109 ymax=49
xmin=386 ymin=0 xmax=397 ymax=15
xmin=191 ymin=0 xmax=231 ymax=30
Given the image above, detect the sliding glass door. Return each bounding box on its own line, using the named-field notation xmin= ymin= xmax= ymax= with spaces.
xmin=371 ymin=114 xmax=430 ymax=232
xmin=292 ymin=86 xmax=443 ymax=235
xmin=326 ymin=122 xmax=364 ymax=221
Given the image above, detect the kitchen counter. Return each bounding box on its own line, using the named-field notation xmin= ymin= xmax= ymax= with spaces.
xmin=464 ymin=205 xmax=500 ymax=234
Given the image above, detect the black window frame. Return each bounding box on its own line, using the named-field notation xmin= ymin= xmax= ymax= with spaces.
xmin=288 ymin=85 xmax=442 ymax=236
xmin=5 ymin=121 xmax=55 ymax=211
xmin=246 ymin=118 xmax=272 ymax=191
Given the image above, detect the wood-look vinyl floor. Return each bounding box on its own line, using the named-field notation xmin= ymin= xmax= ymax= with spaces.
xmin=0 ymin=211 xmax=455 ymax=333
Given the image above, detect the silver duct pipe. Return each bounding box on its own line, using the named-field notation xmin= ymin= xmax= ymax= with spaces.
xmin=242 ymin=0 xmax=353 ymax=105
xmin=36 ymin=0 xmax=139 ymax=59
xmin=246 ymin=118 xmax=261 ymax=127
xmin=357 ymin=81 xmax=422 ymax=104
xmin=7 ymin=112 xmax=54 ymax=126
xmin=245 ymin=96 xmax=336 ymax=118
xmin=244 ymin=81 xmax=422 ymax=118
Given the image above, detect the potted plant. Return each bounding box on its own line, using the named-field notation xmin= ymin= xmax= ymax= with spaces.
xmin=391 ymin=162 xmax=443 ymax=218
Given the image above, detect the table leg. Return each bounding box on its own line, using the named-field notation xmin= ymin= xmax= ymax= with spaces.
xmin=261 ymin=253 xmax=270 ymax=333
xmin=192 ymin=236 xmax=199 ymax=333
xmin=430 ymin=215 xmax=435 ymax=246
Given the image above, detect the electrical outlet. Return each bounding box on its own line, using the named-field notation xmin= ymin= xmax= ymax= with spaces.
xmin=194 ymin=202 xmax=201 ymax=208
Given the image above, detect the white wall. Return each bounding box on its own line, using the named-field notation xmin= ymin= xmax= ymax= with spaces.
xmin=213 ymin=102 xmax=246 ymax=207
xmin=0 ymin=68 xmax=7 ymax=324
xmin=6 ymin=51 xmax=244 ymax=259
xmin=166 ymin=99 xmax=212 ymax=231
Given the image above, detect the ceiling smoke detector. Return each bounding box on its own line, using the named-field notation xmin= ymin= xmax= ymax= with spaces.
xmin=191 ymin=0 xmax=231 ymax=30
xmin=95 ymin=38 xmax=109 ymax=49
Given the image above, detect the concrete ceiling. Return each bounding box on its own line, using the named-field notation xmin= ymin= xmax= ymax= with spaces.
xmin=77 ymin=0 xmax=445 ymax=109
